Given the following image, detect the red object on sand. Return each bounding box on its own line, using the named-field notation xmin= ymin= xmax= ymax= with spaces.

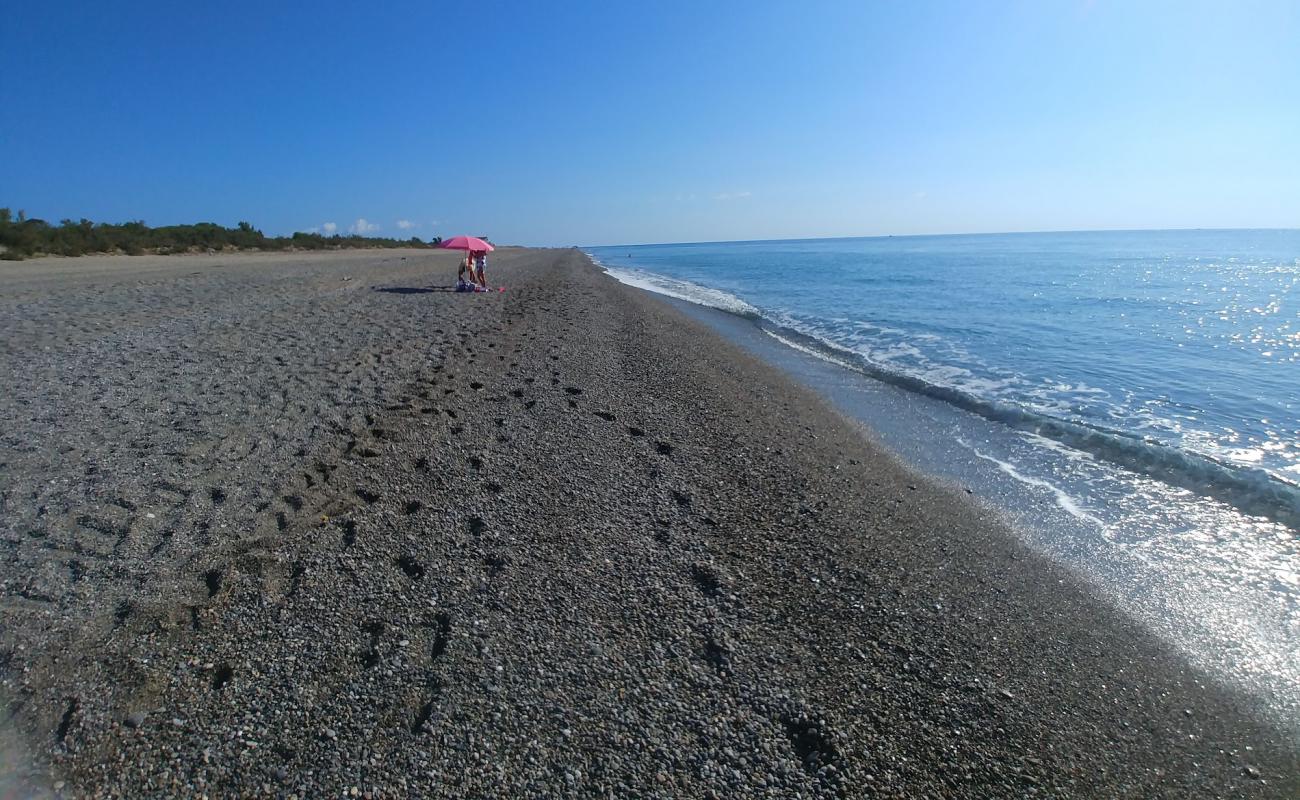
xmin=439 ymin=235 xmax=495 ymax=252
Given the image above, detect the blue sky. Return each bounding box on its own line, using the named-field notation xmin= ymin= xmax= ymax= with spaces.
xmin=2 ymin=1 xmax=1297 ymax=246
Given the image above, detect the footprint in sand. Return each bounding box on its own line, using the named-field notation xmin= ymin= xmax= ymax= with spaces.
xmin=203 ymin=568 xmax=223 ymax=597
xmin=396 ymin=555 xmax=426 ymax=580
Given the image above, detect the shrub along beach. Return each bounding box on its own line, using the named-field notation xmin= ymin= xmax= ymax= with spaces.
xmin=0 ymin=209 xmax=439 ymax=259
xmin=0 ymin=248 xmax=1294 ymax=797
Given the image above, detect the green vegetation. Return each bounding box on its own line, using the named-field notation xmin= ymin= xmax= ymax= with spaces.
xmin=0 ymin=209 xmax=441 ymax=260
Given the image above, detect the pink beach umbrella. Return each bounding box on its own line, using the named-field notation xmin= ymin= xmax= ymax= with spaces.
xmin=440 ymin=235 xmax=504 ymax=292
xmin=439 ymin=235 xmax=495 ymax=252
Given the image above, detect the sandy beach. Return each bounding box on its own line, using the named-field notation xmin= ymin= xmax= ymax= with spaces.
xmin=1 ymin=247 xmax=1295 ymax=798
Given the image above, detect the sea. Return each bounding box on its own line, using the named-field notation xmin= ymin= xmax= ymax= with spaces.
xmin=587 ymin=230 xmax=1300 ymax=732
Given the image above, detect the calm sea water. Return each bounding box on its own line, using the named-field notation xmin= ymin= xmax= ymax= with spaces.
xmin=591 ymin=231 xmax=1299 ymax=518
xmin=588 ymin=230 xmax=1300 ymax=727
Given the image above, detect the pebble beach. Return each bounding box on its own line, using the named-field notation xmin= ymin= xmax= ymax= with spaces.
xmin=1 ymin=247 xmax=1296 ymax=798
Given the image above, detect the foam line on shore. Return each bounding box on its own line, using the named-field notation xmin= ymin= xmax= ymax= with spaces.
xmin=597 ymin=264 xmax=762 ymax=319
xmin=960 ymin=438 xmax=1108 ymax=528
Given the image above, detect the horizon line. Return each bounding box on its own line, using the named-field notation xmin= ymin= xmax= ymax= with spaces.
xmin=577 ymin=226 xmax=1300 ymax=250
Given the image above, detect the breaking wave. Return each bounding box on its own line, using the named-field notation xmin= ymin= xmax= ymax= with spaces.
xmin=597 ymin=263 xmax=761 ymax=319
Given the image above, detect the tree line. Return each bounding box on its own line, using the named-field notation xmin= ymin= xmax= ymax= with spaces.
xmin=0 ymin=209 xmax=441 ymax=260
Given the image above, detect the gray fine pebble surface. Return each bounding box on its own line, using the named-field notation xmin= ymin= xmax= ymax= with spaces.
xmin=0 ymin=248 xmax=1296 ymax=798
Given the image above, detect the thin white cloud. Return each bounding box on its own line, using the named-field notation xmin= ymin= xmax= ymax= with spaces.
xmin=714 ymin=191 xmax=753 ymax=201
xmin=321 ymin=222 xmax=338 ymax=235
xmin=350 ymin=218 xmax=379 ymax=235
xmin=396 ymin=219 xmax=414 ymax=230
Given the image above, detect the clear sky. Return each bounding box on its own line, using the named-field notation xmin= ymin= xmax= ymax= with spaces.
xmin=2 ymin=1 xmax=1297 ymax=246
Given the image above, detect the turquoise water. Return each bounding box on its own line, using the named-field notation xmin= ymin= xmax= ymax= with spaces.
xmin=590 ymin=231 xmax=1300 ymax=527
xmin=588 ymin=231 xmax=1300 ymax=726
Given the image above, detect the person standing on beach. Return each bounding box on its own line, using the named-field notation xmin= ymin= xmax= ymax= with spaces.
xmin=458 ymin=252 xmax=471 ymax=284
xmin=473 ymin=249 xmax=488 ymax=288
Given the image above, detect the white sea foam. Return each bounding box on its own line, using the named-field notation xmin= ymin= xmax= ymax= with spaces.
xmin=762 ymin=329 xmax=858 ymax=369
xmin=959 ymin=438 xmax=1108 ymax=529
xmin=598 ymin=265 xmax=761 ymax=319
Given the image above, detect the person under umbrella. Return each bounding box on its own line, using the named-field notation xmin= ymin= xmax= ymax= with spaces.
xmin=439 ymin=236 xmax=496 ymax=291
xmin=458 ymin=251 xmax=476 ymax=286
xmin=473 ymin=249 xmax=488 ymax=288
